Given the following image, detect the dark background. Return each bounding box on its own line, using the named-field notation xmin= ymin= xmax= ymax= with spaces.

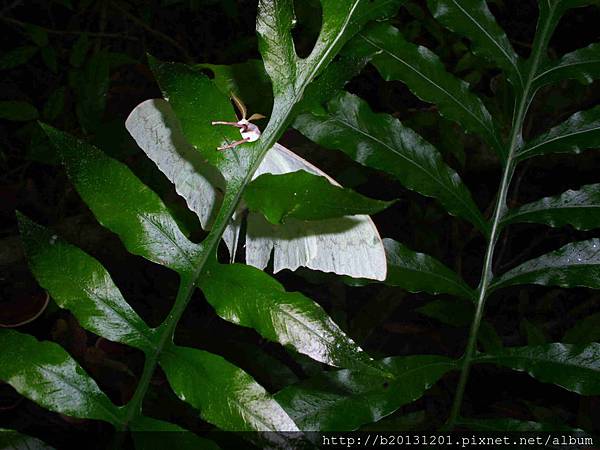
xmin=1 ymin=1 xmax=599 ymax=448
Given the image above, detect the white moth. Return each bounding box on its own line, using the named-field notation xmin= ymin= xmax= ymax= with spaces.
xmin=125 ymin=98 xmax=387 ymax=280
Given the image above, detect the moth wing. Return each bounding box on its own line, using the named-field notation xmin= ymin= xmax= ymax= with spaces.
xmin=125 ymin=99 xmax=224 ymax=229
xmin=125 ymin=99 xmax=240 ymax=257
xmin=246 ymin=143 xmax=387 ymax=281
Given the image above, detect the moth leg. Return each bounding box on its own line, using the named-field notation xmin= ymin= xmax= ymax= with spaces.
xmin=217 ymin=137 xmax=250 ymax=150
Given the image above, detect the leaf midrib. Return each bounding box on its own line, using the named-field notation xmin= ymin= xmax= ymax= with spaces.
xmin=285 ymin=360 xmax=456 ymax=424
xmin=139 ymin=213 xmax=198 ymax=269
xmin=358 ymin=32 xmax=500 ymax=150
xmin=519 ymin=125 xmax=600 ymax=158
xmin=390 ymin=263 xmax=474 ymax=300
xmin=171 ymin=348 xmax=286 ymax=431
xmin=447 ymin=0 xmax=522 ymax=85
xmin=475 ymin=353 xmax=599 ymax=372
xmin=33 ymin=362 xmax=122 ymax=424
xmin=328 ymin=114 xmax=485 ymax=232
xmin=533 ymin=57 xmax=600 ymax=83
xmin=506 ymin=203 xmax=600 ymax=223
xmin=79 ymin=286 xmax=157 ymax=350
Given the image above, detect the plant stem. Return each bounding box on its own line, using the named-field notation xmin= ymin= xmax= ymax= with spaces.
xmin=109 ymin=3 xmax=402 ymax=439
xmin=446 ymin=6 xmax=557 ymax=428
xmin=113 ymin=31 xmax=330 ymax=436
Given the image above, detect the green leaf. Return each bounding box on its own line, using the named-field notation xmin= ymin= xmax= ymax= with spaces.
xmin=71 ymin=49 xmax=109 ymax=133
xmin=502 ymin=184 xmax=600 ymax=231
xmin=106 ymin=51 xmax=138 ymax=69
xmin=199 ymin=262 xmax=378 ymax=371
xmin=533 ymin=42 xmax=600 ymax=89
xmin=43 ymin=86 xmax=66 ymax=121
xmin=0 ymin=429 xmax=55 ymax=450
xmin=294 ymin=92 xmax=488 ymax=233
xmin=0 ymin=46 xmax=38 ymax=70
xmin=42 ymin=124 xmax=201 ymax=276
xmin=244 ymin=170 xmax=393 ymax=224
xmin=17 ymin=214 xmax=157 ymax=352
xmin=0 ymin=329 xmax=123 ymax=425
xmin=474 ymin=343 xmax=600 ymax=395
xmin=255 ymin=0 xmax=297 ymax=98
xmin=257 ymin=0 xmax=401 ymax=99
xmin=298 ymin=35 xmax=379 ymax=114
xmin=516 ymin=105 xmax=600 ymax=161
xmin=70 ymin=33 xmax=90 ymax=67
xmin=0 ymin=101 xmax=39 ymax=121
xmin=491 ymin=239 xmax=600 ymax=291
xmin=148 ymin=57 xmax=241 ymax=170
xmin=130 ymin=417 xmax=221 ymax=450
xmin=275 ymin=355 xmax=456 ymax=431
xmin=536 ymin=1 xmax=599 ymax=57
xmin=427 ymin=0 xmax=522 ymax=86
xmin=160 ymin=345 xmax=299 ymax=431
xmin=383 ymin=238 xmax=475 ymax=300
xmin=356 ymin=23 xmax=504 ymax=159
xmin=24 ymin=23 xmax=48 ymax=47
xmin=563 ymin=312 xmax=600 ymax=344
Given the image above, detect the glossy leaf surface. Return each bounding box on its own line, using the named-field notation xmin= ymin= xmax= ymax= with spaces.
xmin=475 ymin=343 xmax=600 ymax=395
xmin=18 ymin=214 xmax=156 ymax=352
xmin=131 ymin=417 xmax=220 ymax=450
xmin=383 ymin=238 xmax=475 ymax=300
xmin=244 ymin=170 xmax=393 ymax=224
xmin=357 ymin=23 xmax=503 ymax=158
xmin=502 ymin=184 xmax=600 ymax=231
xmin=42 ymin=124 xmax=200 ymax=276
xmin=199 ymin=262 xmax=377 ymax=371
xmin=275 ymin=355 xmax=456 ymax=431
xmin=294 ymin=92 xmax=488 ymax=233
xmin=516 ymin=106 xmax=600 ymax=161
xmin=491 ymin=239 xmax=600 ymax=291
xmin=255 ymin=0 xmax=297 ymax=98
xmin=533 ymin=42 xmax=600 ymax=88
xmin=160 ymin=345 xmax=299 ymax=431
xmin=0 ymin=329 xmax=123 ymax=425
xmin=427 ymin=0 xmax=521 ymax=86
